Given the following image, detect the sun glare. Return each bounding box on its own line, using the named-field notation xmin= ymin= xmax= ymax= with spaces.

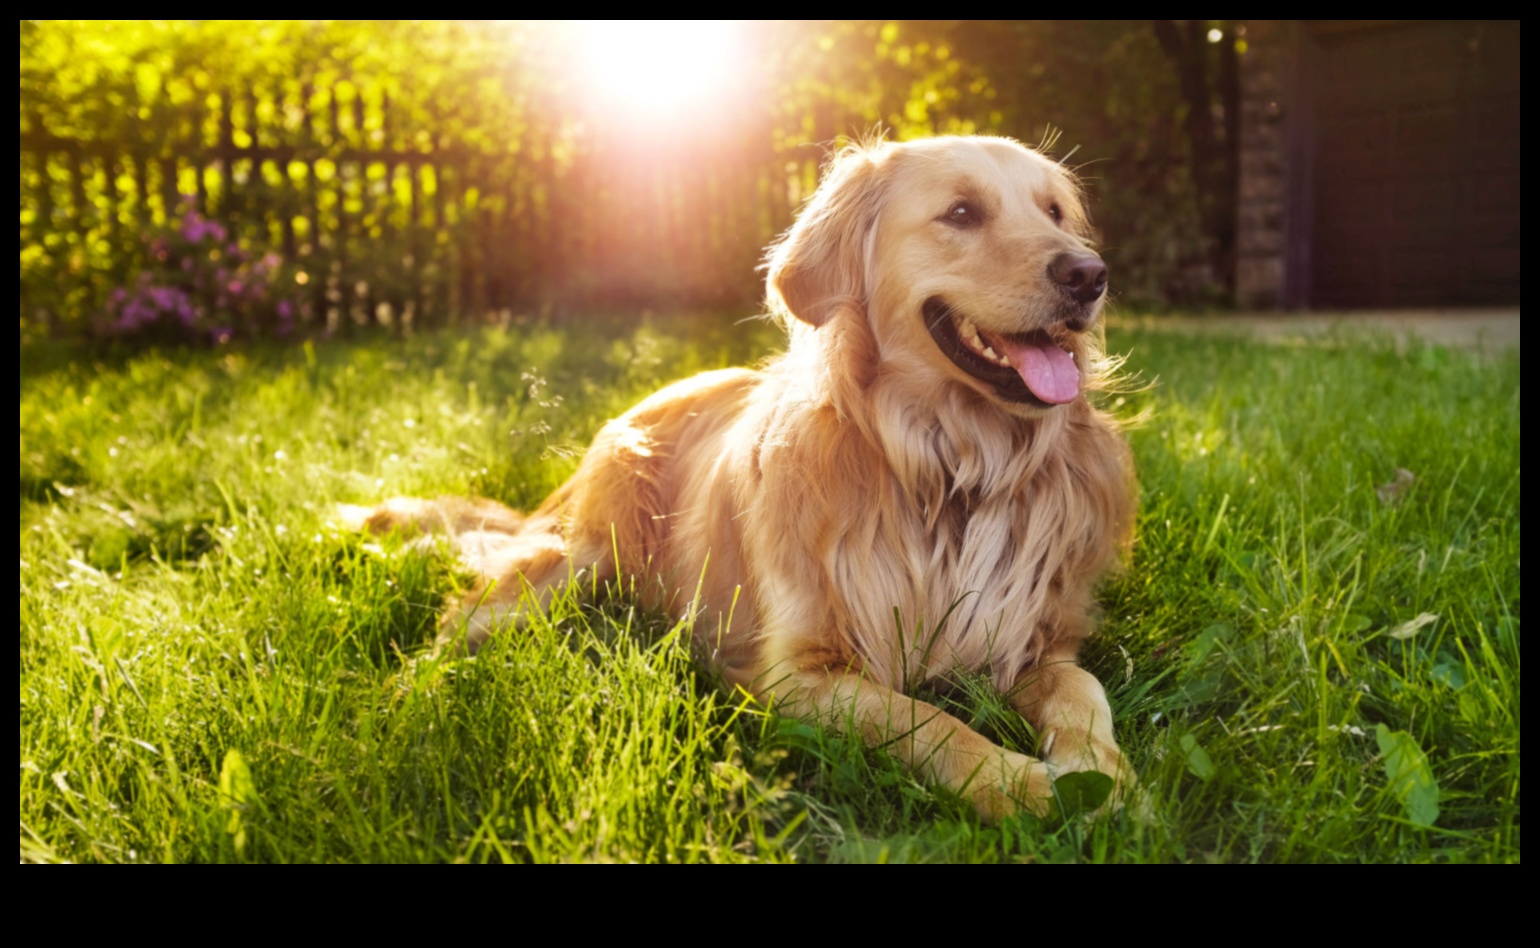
xmin=576 ymin=20 xmax=740 ymax=120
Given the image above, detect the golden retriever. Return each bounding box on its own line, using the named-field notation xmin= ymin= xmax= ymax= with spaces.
xmin=352 ymin=135 xmax=1136 ymax=820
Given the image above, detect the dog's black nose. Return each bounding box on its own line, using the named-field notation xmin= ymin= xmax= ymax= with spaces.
xmin=1048 ymin=252 xmax=1108 ymax=305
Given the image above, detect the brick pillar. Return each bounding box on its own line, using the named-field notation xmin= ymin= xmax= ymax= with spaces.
xmin=1235 ymin=21 xmax=1299 ymax=308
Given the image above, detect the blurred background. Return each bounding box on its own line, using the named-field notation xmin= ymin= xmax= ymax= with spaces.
xmin=18 ymin=20 xmax=1520 ymax=345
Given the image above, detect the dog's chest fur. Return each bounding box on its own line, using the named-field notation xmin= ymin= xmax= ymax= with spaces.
xmin=742 ymin=379 xmax=1124 ymax=693
xmin=832 ymin=455 xmax=1083 ymax=690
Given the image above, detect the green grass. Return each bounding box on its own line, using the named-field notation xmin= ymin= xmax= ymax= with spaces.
xmin=19 ymin=315 xmax=1520 ymax=862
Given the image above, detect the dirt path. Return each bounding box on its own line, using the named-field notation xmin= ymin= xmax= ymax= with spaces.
xmin=1108 ymin=308 xmax=1519 ymax=354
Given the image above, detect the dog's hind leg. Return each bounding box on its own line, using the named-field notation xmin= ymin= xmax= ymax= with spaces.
xmin=343 ymin=495 xmax=527 ymax=539
xmin=340 ymin=496 xmax=588 ymax=654
xmin=434 ymin=509 xmax=621 ymax=656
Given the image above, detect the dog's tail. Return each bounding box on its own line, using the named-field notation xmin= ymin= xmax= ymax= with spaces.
xmin=338 ymin=496 xmax=527 ymax=538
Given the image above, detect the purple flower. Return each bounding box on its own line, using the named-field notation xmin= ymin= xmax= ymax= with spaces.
xmin=179 ymin=212 xmax=227 ymax=245
xmin=111 ymin=208 xmax=308 ymax=340
xmin=181 ymin=214 xmax=209 ymax=242
xmin=117 ymin=301 xmax=145 ymax=329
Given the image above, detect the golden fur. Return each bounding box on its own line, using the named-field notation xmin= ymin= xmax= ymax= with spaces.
xmin=355 ymin=136 xmax=1137 ymax=819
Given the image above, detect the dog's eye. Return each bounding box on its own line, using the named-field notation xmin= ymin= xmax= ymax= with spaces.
xmin=1048 ymin=203 xmax=1063 ymax=224
xmin=944 ymin=202 xmax=979 ymax=227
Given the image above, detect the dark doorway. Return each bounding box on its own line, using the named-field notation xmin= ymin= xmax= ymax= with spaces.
xmin=1308 ymin=21 xmax=1519 ymax=307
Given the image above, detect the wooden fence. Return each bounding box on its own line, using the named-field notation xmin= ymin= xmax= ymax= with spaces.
xmin=20 ymin=84 xmax=836 ymax=333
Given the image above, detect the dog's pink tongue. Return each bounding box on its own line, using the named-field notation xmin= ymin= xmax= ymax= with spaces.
xmin=998 ymin=337 xmax=1080 ymax=404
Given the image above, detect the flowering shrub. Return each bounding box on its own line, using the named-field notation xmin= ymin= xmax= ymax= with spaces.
xmin=102 ymin=210 xmax=312 ymax=344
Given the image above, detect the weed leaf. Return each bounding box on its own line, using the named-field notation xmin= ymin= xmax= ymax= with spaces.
xmin=218 ymin=749 xmax=256 ymax=856
xmin=1184 ymin=623 xmax=1234 ymax=665
xmin=1051 ymin=770 xmax=1113 ymax=817
xmin=1375 ymin=725 xmax=1439 ymax=827
xmin=1429 ymin=660 xmax=1467 ymax=690
xmin=1179 ymin=733 xmax=1217 ymax=781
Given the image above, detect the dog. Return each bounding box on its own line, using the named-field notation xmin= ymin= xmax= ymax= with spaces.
xmin=352 ymin=135 xmax=1137 ymax=820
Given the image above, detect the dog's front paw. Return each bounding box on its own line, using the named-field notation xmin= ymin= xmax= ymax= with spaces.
xmin=965 ymin=751 xmax=1056 ymax=822
xmin=1042 ymin=734 xmax=1142 ymax=817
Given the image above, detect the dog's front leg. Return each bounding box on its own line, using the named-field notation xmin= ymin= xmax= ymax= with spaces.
xmin=768 ymin=651 xmax=1056 ymax=821
xmin=1009 ymin=649 xmax=1134 ymax=800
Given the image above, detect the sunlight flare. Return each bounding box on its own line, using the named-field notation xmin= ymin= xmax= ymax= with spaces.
xmin=575 ymin=20 xmax=741 ymax=120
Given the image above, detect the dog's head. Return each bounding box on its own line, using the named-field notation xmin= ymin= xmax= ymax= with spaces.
xmin=766 ymin=136 xmax=1107 ymax=416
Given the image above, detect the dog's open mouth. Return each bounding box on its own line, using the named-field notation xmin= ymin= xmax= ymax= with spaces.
xmin=923 ymin=297 xmax=1080 ymax=405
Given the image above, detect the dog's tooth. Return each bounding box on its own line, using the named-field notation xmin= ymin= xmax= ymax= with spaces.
xmin=982 ymin=345 xmax=1001 ymax=362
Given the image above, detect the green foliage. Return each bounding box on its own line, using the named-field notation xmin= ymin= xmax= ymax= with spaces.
xmin=21 ymin=20 xmax=550 ymax=337
xmin=18 ymin=316 xmax=1519 ymax=862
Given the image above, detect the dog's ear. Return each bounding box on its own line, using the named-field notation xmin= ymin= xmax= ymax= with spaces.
xmin=765 ymin=144 xmax=889 ymax=328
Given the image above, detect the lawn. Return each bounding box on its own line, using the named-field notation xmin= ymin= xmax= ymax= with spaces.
xmin=18 ymin=315 xmax=1520 ymax=863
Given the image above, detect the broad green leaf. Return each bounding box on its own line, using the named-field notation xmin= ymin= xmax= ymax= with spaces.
xmin=1184 ymin=623 xmax=1234 ymax=665
xmin=1051 ymin=770 xmax=1113 ymax=817
xmin=1179 ymin=733 xmax=1216 ymax=781
xmin=1375 ymin=725 xmax=1439 ymax=828
xmin=218 ymin=748 xmax=255 ymax=856
xmin=1176 ymin=669 xmax=1223 ymax=707
xmin=1429 ymin=660 xmax=1467 ymax=690
xmin=1340 ymin=613 xmax=1373 ymax=635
